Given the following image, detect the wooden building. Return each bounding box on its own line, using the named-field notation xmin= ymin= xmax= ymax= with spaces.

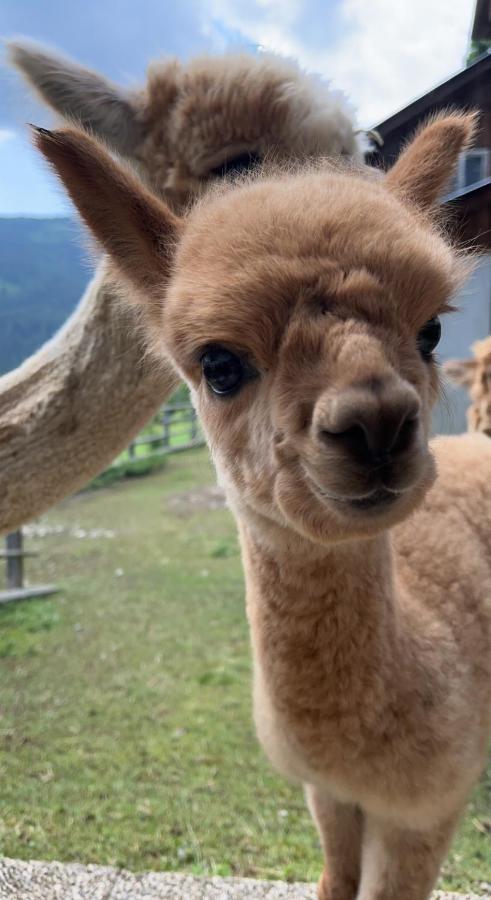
xmin=369 ymin=36 xmax=491 ymax=432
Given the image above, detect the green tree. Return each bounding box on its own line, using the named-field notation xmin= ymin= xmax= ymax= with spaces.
xmin=467 ymin=40 xmax=491 ymax=66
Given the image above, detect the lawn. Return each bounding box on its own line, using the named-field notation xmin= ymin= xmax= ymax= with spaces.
xmin=0 ymin=447 xmax=489 ymax=891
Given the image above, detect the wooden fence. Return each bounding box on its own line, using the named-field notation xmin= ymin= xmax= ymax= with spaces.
xmin=126 ymin=402 xmax=204 ymax=460
xmin=1 ymin=402 xmax=203 ymax=600
xmin=0 ymin=529 xmax=58 ymax=604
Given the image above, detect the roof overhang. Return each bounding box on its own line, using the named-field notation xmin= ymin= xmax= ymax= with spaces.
xmin=443 ymin=176 xmax=491 ymax=204
xmin=372 ymin=52 xmax=491 ymax=135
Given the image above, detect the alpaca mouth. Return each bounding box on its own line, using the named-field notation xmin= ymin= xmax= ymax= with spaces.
xmin=307 ymin=477 xmax=404 ymax=514
xmin=345 ymin=487 xmax=401 ymax=511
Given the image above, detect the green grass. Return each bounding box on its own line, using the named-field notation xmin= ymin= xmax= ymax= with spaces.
xmin=0 ymin=446 xmax=489 ymax=890
xmin=89 ymin=453 xmax=167 ymax=489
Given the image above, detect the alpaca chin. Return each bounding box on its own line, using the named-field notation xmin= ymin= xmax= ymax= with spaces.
xmin=273 ymin=451 xmax=437 ymax=544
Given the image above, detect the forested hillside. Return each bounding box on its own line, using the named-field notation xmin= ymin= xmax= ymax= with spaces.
xmin=0 ymin=218 xmax=90 ymax=375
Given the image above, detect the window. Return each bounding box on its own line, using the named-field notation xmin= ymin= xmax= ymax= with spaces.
xmin=446 ymin=149 xmax=490 ymax=195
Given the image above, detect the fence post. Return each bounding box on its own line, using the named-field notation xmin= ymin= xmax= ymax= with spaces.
xmin=1 ymin=529 xmax=59 ymax=604
xmin=162 ymin=409 xmax=171 ymax=447
xmin=190 ymin=406 xmax=197 ymax=441
xmin=6 ymin=530 xmax=23 ymax=589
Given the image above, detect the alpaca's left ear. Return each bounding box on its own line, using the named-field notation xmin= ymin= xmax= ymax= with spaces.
xmin=32 ymin=126 xmax=181 ymax=319
xmin=385 ymin=112 xmax=478 ymax=211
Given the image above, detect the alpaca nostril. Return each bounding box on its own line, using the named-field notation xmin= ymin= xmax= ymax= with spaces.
xmin=318 ymin=406 xmax=420 ymax=465
xmin=319 ymin=423 xmax=372 ymax=461
xmin=391 ymin=414 xmax=418 ymax=456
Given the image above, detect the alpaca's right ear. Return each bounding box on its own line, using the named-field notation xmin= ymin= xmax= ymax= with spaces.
xmin=443 ymin=357 xmax=477 ymax=388
xmin=385 ymin=112 xmax=477 ymax=211
xmin=7 ymin=40 xmax=141 ymax=155
xmin=32 ymin=126 xmax=181 ymax=317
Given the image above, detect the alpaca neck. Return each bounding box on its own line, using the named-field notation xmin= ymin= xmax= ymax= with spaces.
xmin=240 ymin=518 xmax=405 ymax=720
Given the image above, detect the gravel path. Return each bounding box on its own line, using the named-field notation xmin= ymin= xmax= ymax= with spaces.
xmin=0 ymin=859 xmax=488 ymax=900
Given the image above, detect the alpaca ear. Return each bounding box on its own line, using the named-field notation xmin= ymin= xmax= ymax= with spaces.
xmin=32 ymin=126 xmax=181 ymax=313
xmin=385 ymin=112 xmax=478 ymax=210
xmin=443 ymin=357 xmax=477 ymax=388
xmin=7 ymin=40 xmax=141 ymax=155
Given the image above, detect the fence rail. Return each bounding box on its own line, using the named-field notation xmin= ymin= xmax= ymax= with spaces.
xmin=1 ymin=529 xmax=59 ymax=604
xmin=125 ymin=402 xmax=204 ymax=460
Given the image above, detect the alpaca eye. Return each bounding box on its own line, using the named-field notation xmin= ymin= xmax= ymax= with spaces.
xmin=210 ymin=151 xmax=261 ymax=178
xmin=201 ymin=346 xmax=245 ymax=396
xmin=417 ymin=317 xmax=441 ymax=361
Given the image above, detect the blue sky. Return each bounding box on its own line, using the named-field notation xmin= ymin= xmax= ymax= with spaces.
xmin=0 ymin=0 xmax=475 ymax=216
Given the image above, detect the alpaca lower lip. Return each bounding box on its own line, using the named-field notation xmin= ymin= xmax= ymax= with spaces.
xmin=346 ymin=488 xmax=400 ymax=511
xmin=309 ymin=479 xmax=402 ymax=512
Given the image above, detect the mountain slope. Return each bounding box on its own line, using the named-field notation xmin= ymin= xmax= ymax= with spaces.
xmin=0 ymin=217 xmax=90 ymax=375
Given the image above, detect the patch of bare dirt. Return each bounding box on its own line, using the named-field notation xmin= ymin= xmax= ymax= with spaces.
xmin=165 ymin=485 xmax=226 ymax=516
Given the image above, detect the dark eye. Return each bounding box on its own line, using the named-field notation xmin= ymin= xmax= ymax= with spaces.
xmin=417 ymin=316 xmax=441 ymax=361
xmin=201 ymin=346 xmax=245 ymax=396
xmin=210 ymin=151 xmax=261 ymax=178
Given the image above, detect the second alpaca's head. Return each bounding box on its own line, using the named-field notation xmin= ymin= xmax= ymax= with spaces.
xmin=33 ymin=113 xmax=475 ymax=544
xmin=8 ymin=41 xmax=363 ymax=209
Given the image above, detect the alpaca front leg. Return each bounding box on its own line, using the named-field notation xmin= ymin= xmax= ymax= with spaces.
xmin=357 ymin=811 xmax=459 ymax=900
xmin=305 ymin=785 xmax=363 ymax=900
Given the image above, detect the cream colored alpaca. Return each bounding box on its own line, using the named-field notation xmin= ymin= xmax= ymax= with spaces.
xmin=34 ymin=114 xmax=491 ymax=899
xmin=445 ymin=335 xmax=491 ymax=435
xmin=0 ymin=42 xmax=362 ymax=535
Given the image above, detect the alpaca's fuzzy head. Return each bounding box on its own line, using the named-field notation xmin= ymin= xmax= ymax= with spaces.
xmin=33 ymin=113 xmax=476 ymax=543
xmin=8 ymin=40 xmax=363 ymax=210
xmin=139 ymin=53 xmax=363 ymax=205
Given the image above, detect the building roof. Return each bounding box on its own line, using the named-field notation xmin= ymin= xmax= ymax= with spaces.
xmin=443 ymin=175 xmax=491 ymax=203
xmin=372 ymin=51 xmax=491 ymax=135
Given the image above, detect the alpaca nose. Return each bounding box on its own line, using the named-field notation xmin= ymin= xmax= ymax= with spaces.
xmin=317 ymin=379 xmax=420 ymax=466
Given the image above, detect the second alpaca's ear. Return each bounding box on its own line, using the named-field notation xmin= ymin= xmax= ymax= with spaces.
xmin=32 ymin=126 xmax=181 ymax=321
xmin=385 ymin=111 xmax=478 ymax=211
xmin=7 ymin=40 xmax=141 ymax=155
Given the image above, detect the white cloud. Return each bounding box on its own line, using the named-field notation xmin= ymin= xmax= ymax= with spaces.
xmin=0 ymin=128 xmax=16 ymax=146
xmin=325 ymin=0 xmax=472 ymax=124
xmin=203 ymin=0 xmax=304 ymax=57
xmin=200 ymin=0 xmax=473 ymax=126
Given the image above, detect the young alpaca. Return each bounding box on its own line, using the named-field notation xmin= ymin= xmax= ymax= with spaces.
xmin=1 ymin=42 xmax=363 ymax=536
xmin=33 ymin=116 xmax=491 ymax=900
xmin=444 ymin=335 xmax=491 ymax=436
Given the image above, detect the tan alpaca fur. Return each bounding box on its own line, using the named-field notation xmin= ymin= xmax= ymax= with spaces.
xmin=9 ymin=41 xmax=363 ymax=204
xmin=0 ymin=42 xmax=363 ymax=536
xmin=445 ymin=335 xmax=491 ymax=435
xmin=33 ymin=114 xmax=491 ymax=900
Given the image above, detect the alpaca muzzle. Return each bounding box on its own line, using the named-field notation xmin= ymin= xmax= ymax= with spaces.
xmin=308 ymin=376 xmax=424 ymax=506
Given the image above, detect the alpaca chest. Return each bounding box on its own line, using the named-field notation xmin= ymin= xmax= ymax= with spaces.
xmin=247 ymin=584 xmax=392 ymax=769
xmin=251 ymin=655 xmax=389 ymax=813
xmin=249 ymin=631 xmax=387 ymax=792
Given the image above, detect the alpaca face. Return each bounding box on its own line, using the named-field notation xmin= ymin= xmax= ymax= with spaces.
xmin=138 ymin=55 xmax=362 ymax=208
xmin=32 ymin=112 xmax=475 ymax=542
xmin=162 ymin=170 xmax=460 ymax=541
xmin=9 ymin=42 xmax=362 ymax=212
